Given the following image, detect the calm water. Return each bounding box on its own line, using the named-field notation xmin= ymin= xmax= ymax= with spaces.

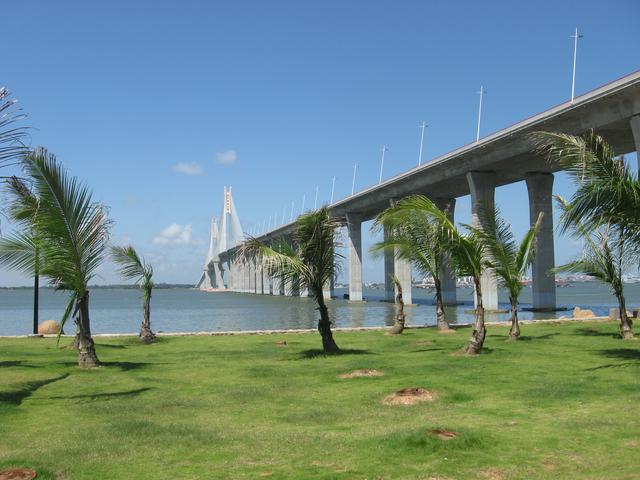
xmin=1 ymin=283 xmax=639 ymax=336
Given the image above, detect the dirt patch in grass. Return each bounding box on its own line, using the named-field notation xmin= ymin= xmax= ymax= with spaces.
xmin=479 ymin=468 xmax=506 ymax=480
xmin=337 ymin=369 xmax=384 ymax=379
xmin=428 ymin=428 xmax=457 ymax=440
xmin=383 ymin=387 xmax=438 ymax=405
xmin=0 ymin=468 xmax=37 ymax=480
xmin=415 ymin=339 xmax=434 ymax=346
xmin=438 ymin=329 xmax=457 ymax=334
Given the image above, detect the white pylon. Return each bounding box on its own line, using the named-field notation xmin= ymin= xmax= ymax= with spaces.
xmin=330 ymin=176 xmax=336 ymax=204
xmin=351 ymin=164 xmax=358 ymax=195
xmin=418 ymin=121 xmax=427 ymax=166
xmin=379 ymin=145 xmax=388 ymax=184
xmin=570 ymin=27 xmax=583 ymax=103
xmin=476 ymin=85 xmax=485 ymax=142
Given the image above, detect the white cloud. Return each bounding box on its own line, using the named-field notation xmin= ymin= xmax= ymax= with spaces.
xmin=173 ymin=162 xmax=203 ymax=175
xmin=152 ymin=223 xmax=195 ymax=246
xmin=216 ymin=149 xmax=237 ymax=165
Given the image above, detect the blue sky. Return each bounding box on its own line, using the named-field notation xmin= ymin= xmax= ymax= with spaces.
xmin=1 ymin=0 xmax=638 ymax=286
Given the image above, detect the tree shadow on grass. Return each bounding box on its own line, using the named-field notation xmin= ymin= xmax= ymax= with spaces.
xmin=0 ymin=374 xmax=70 ymax=406
xmin=516 ymin=333 xmax=560 ymax=342
xmin=296 ymin=349 xmax=374 ymax=359
xmin=60 ymin=361 xmax=155 ymax=371
xmin=0 ymin=360 xmax=37 ymax=368
xmin=585 ymin=348 xmax=640 ymax=371
xmin=45 ymin=387 xmax=152 ymax=401
xmin=410 ymin=347 xmax=449 ymax=353
xmin=574 ymin=327 xmax=619 ymax=339
xmin=94 ymin=343 xmax=128 ymax=349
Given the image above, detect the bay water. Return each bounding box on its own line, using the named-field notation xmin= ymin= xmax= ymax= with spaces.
xmin=1 ymin=283 xmax=639 ymax=336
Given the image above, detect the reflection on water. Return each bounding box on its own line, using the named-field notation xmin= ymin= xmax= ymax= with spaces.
xmin=1 ymin=283 xmax=638 ymax=336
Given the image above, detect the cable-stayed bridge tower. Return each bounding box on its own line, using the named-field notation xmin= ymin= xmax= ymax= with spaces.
xmin=196 ymin=186 xmax=244 ymax=290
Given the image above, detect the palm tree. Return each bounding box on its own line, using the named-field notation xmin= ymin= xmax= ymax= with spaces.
xmin=371 ymin=195 xmax=454 ymax=331
xmin=0 ymin=176 xmax=42 ymax=334
xmin=374 ymin=196 xmax=488 ymax=354
xmin=470 ymin=206 xmax=542 ymax=340
xmin=112 ymin=246 xmax=156 ymax=344
xmin=240 ymin=207 xmax=342 ymax=353
xmin=554 ymin=197 xmax=634 ymax=339
xmin=387 ymin=275 xmax=406 ymax=334
xmin=532 ymin=130 xmax=640 ymax=241
xmin=0 ymin=87 xmax=28 ymax=170
xmin=533 ymin=131 xmax=638 ymax=339
xmin=0 ymin=148 xmax=111 ymax=367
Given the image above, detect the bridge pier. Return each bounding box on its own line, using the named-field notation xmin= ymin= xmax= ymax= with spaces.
xmin=435 ymin=197 xmax=457 ymax=305
xmin=322 ymin=277 xmax=334 ymax=300
xmin=261 ymin=264 xmax=270 ymax=294
xmin=632 ymin=115 xmax=640 ymax=170
xmin=346 ymin=214 xmax=364 ymax=302
xmin=272 ymin=274 xmax=283 ymax=296
xmin=467 ymin=171 xmax=499 ymax=311
xmin=283 ymin=274 xmax=294 ymax=296
xmin=526 ymin=172 xmax=556 ymax=310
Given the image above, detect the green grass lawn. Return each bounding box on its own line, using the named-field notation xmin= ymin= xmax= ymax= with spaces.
xmin=1 ymin=320 xmax=639 ymax=479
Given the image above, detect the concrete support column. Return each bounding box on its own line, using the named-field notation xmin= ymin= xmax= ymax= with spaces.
xmin=322 ymin=277 xmax=334 ymax=300
xmin=273 ymin=274 xmax=283 ymax=296
xmin=248 ymin=262 xmax=254 ymax=294
xmin=213 ymin=261 xmax=224 ymax=290
xmin=526 ymin=172 xmax=556 ymax=311
xmin=383 ymin=225 xmax=395 ymax=302
xmin=226 ymin=260 xmax=233 ymax=291
xmin=631 ymin=115 xmax=640 ymax=171
xmin=435 ymin=198 xmax=457 ymax=305
xmin=283 ymin=274 xmax=294 ymax=296
xmin=261 ymin=264 xmax=269 ymax=294
xmin=346 ymin=214 xmax=364 ymax=302
xmin=467 ymin=171 xmax=498 ymax=310
xmin=388 ymin=199 xmax=413 ymax=305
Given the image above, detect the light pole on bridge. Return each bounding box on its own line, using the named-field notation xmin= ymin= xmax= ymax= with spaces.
xmin=570 ymin=27 xmax=583 ymax=104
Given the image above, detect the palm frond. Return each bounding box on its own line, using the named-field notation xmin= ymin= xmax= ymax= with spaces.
xmin=111 ymin=245 xmax=147 ymax=281
xmin=0 ymin=231 xmax=38 ymax=274
xmin=532 ymin=130 xmax=640 ymax=236
xmin=0 ymin=87 xmax=29 ymax=167
xmin=20 ymin=148 xmax=111 ymax=292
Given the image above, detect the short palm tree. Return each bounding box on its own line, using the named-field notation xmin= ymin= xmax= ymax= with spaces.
xmin=387 ymin=197 xmax=488 ymax=353
xmin=112 ymin=246 xmax=156 ymax=344
xmin=371 ymin=195 xmax=454 ymax=331
xmin=554 ymin=197 xmax=634 ymax=339
xmin=533 ymin=130 xmax=638 ymax=339
xmin=239 ymin=207 xmax=342 ymax=353
xmin=388 ymin=275 xmax=406 ymax=334
xmin=470 ymin=206 xmax=542 ymax=340
xmin=0 ymin=148 xmax=111 ymax=367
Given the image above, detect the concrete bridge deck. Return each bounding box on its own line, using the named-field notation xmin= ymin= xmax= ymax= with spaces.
xmin=214 ymin=70 xmax=640 ymax=313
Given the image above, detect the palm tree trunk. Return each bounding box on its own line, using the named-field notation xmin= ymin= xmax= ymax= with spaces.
xmin=508 ymin=297 xmax=520 ymax=340
xmin=76 ymin=291 xmax=99 ymax=368
xmin=388 ymin=282 xmax=405 ymax=334
xmin=316 ymin=291 xmax=339 ymax=353
xmin=462 ymin=279 xmax=486 ymax=354
xmin=617 ymin=294 xmax=634 ymax=340
xmin=434 ymin=279 xmax=451 ymax=331
xmin=139 ymin=290 xmax=156 ymax=344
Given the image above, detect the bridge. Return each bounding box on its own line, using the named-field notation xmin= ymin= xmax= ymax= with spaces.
xmin=201 ymin=70 xmax=640 ymax=311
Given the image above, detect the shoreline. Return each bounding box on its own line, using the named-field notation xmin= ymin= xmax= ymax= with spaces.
xmin=0 ymin=316 xmax=612 ymax=339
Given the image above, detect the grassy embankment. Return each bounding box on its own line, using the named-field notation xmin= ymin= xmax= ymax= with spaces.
xmin=1 ymin=320 xmax=638 ymax=479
